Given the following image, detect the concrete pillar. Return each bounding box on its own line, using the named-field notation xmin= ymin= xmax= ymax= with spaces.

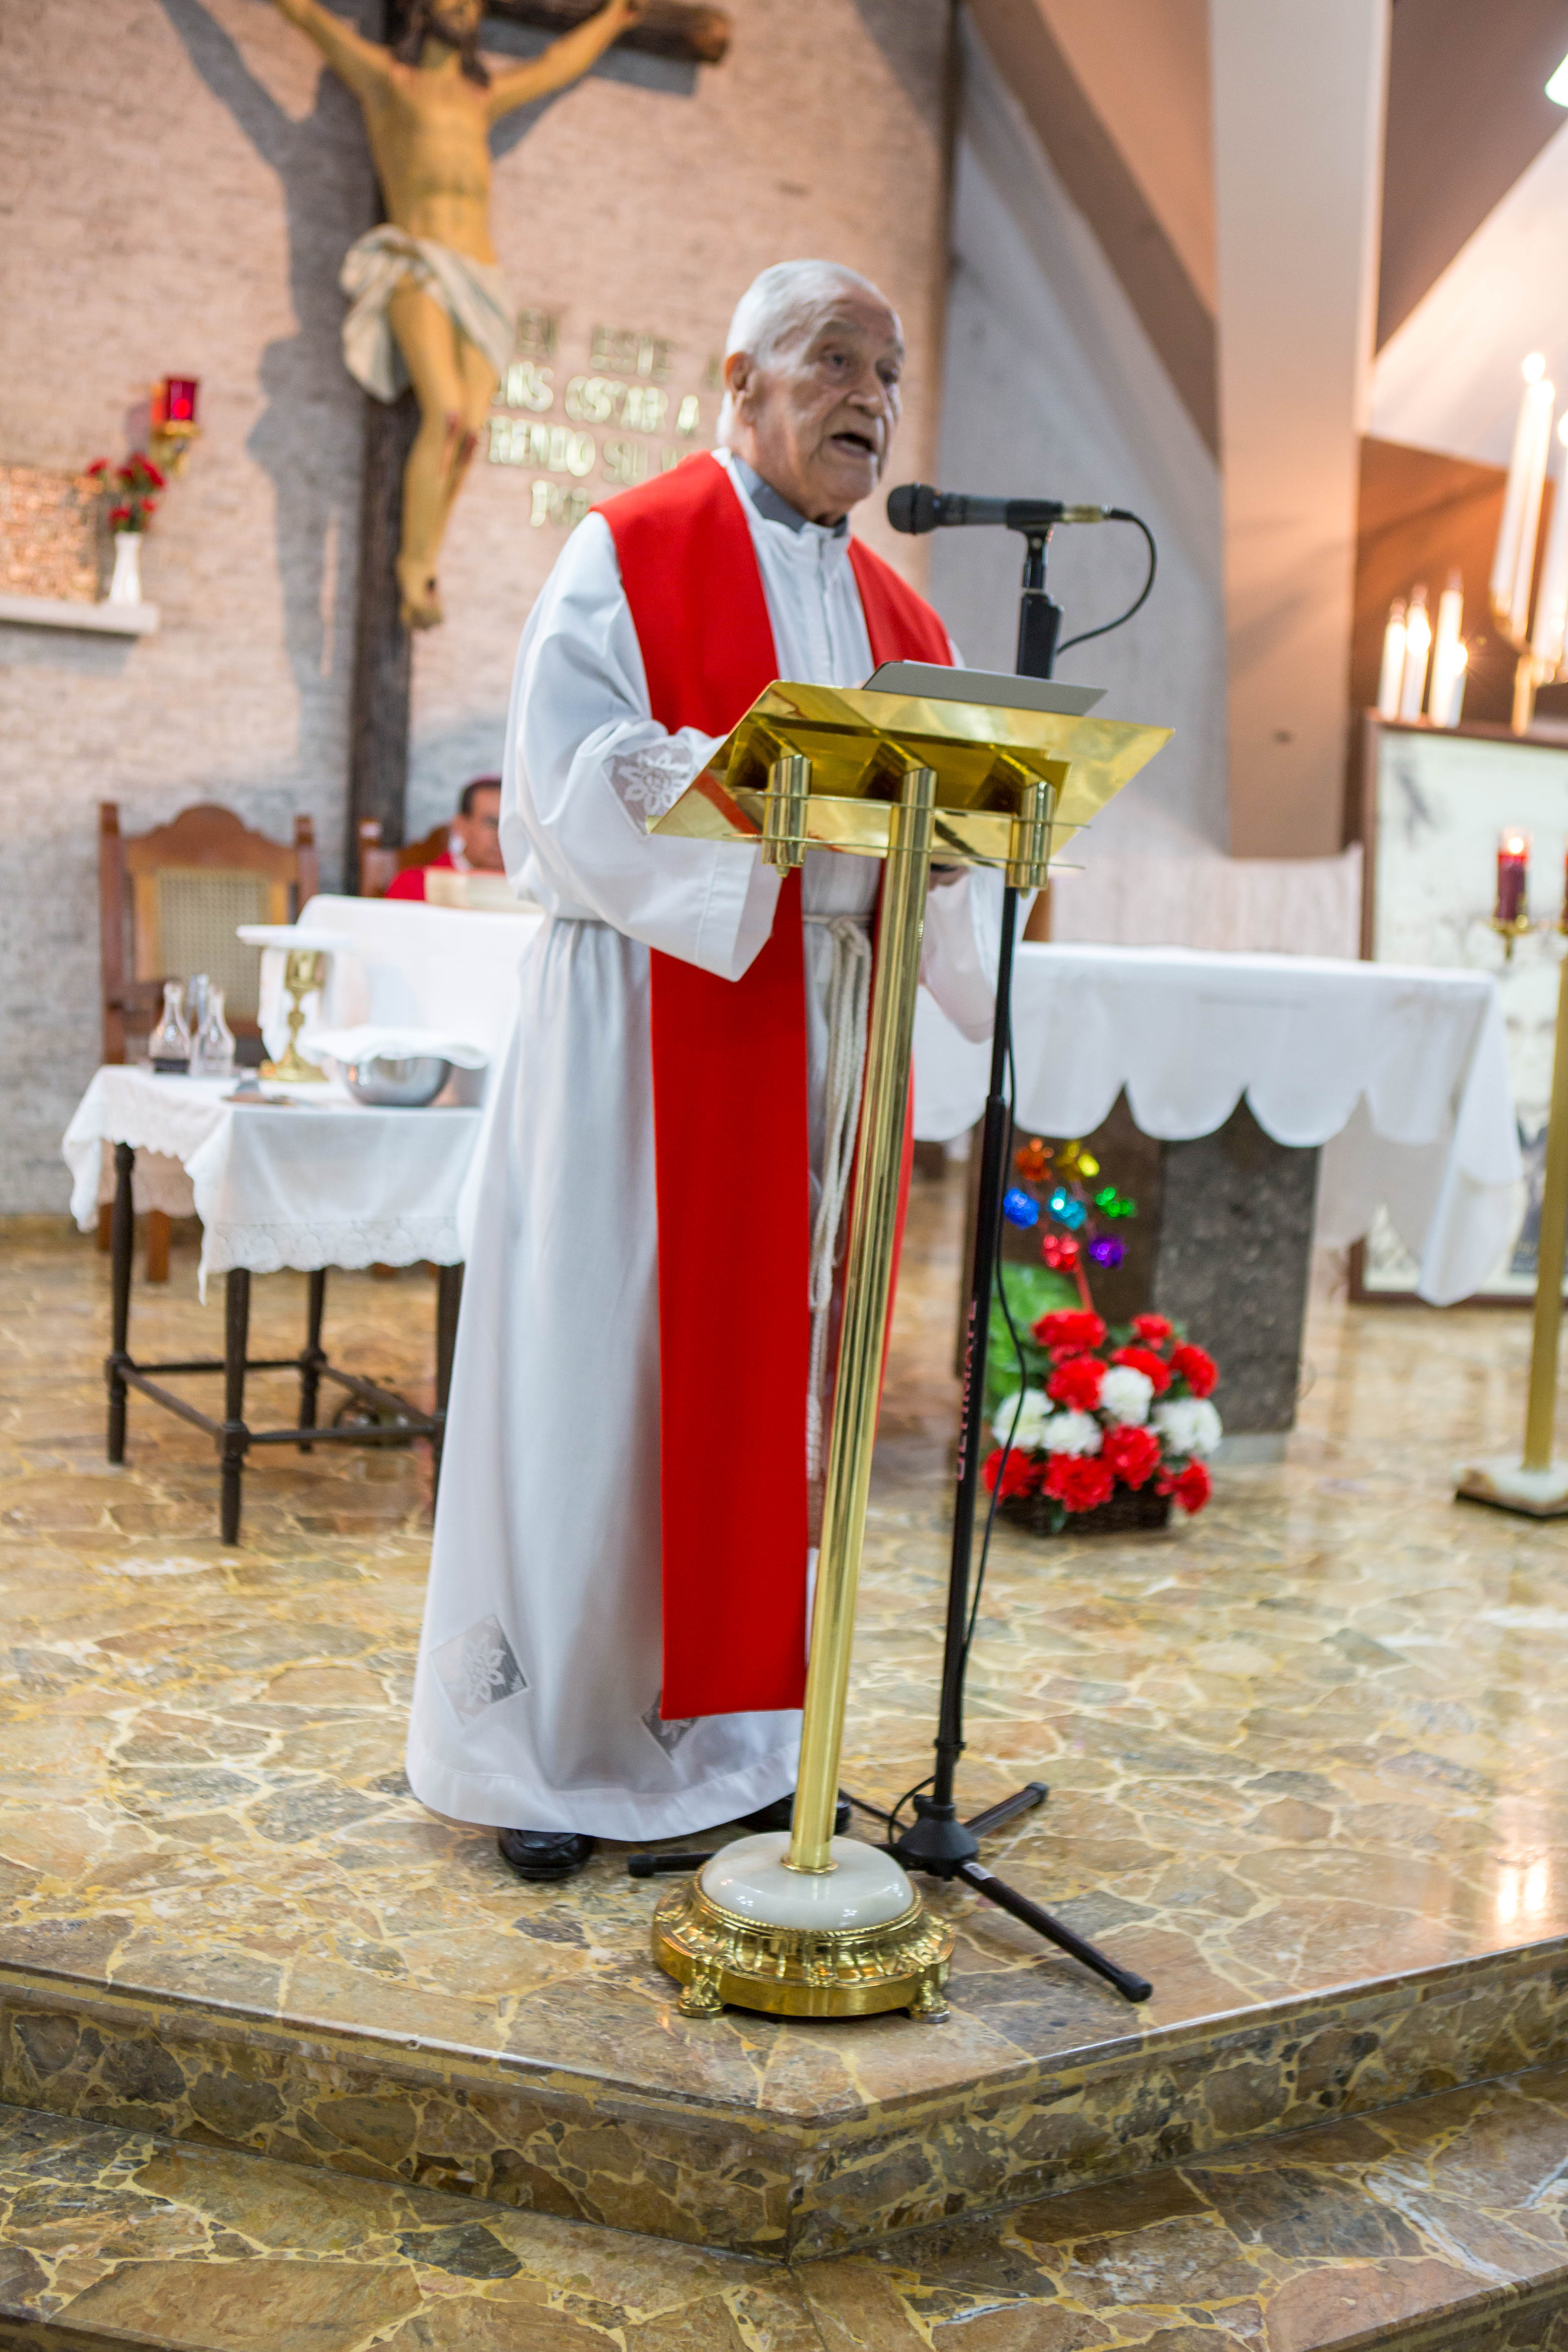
xmin=1211 ymin=0 xmax=1389 ymax=855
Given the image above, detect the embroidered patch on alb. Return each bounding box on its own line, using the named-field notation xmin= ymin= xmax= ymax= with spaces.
xmin=641 ymin=1695 xmax=696 ymax=1755
xmin=432 ymin=1615 xmax=528 ymax=1723
xmin=607 ymin=744 xmax=693 ymax=825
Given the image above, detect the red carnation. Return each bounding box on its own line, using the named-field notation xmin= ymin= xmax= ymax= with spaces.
xmin=85 ymin=458 xmax=109 ymax=477
xmin=1170 ymin=1342 xmax=1217 ymax=1398
xmin=982 ymin=1447 xmax=1036 ymax=1499
xmin=1110 ymin=1344 xmax=1172 ymax=1394
xmin=1047 ymin=1355 xmax=1104 ymax=1410
xmin=1132 ymin=1314 xmax=1173 ymax=1346
xmin=1032 ymin=1309 xmax=1107 ymax=1353
xmin=1101 ymin=1422 xmax=1161 ymax=1489
xmin=1172 ymin=1460 xmax=1211 ymax=1514
xmin=139 ymin=457 xmax=167 ymax=489
xmin=1044 ymin=1452 xmax=1115 ymax=1512
xmin=108 ymin=505 xmax=132 ymax=527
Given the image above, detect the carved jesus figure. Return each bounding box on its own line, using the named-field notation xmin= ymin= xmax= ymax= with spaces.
xmin=270 ymin=0 xmax=641 ymax=628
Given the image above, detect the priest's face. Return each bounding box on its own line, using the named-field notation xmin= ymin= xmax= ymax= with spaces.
xmin=724 ymin=289 xmax=904 ymax=526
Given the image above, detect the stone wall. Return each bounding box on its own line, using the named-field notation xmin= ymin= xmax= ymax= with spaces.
xmin=0 ymin=0 xmax=952 ymax=1209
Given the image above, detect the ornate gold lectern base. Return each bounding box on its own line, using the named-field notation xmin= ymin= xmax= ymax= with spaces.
xmin=652 ymin=1882 xmax=951 ymax=2021
xmin=646 ymin=671 xmax=1169 ymax=2021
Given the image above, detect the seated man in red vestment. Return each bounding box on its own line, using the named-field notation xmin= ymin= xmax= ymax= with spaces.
xmin=406 ymin=263 xmax=1000 ymax=1881
xmin=387 ymin=774 xmax=503 ymax=900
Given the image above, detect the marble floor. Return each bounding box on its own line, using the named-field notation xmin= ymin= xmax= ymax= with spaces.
xmin=3 ymin=1183 xmax=1568 ymax=2323
xmin=4 ymin=2060 xmax=1568 ymax=2348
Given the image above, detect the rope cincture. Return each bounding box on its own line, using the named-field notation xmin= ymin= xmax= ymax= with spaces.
xmin=804 ymin=912 xmax=873 ymax=1483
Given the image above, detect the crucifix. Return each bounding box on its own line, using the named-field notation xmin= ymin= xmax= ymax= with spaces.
xmin=273 ymin=0 xmax=731 ymax=872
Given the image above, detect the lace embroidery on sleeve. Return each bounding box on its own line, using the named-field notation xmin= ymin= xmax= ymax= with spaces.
xmin=607 ymin=744 xmax=695 ymax=826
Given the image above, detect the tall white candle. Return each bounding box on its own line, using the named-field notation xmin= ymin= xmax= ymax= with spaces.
xmin=1399 ymin=586 xmax=1432 ymax=720
xmin=1531 ymin=415 xmax=1568 ymax=678
xmin=1428 ymin=571 xmax=1464 ymax=723
xmin=1377 ymin=599 xmax=1406 ymax=717
xmin=1443 ymin=642 xmax=1468 ymax=728
xmin=1511 ymin=372 xmax=1556 ymax=640
xmin=1493 ymin=353 xmax=1550 ymax=626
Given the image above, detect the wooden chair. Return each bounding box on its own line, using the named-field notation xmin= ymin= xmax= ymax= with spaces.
xmin=98 ymin=802 xmax=319 ymax=1278
xmin=357 ymin=817 xmax=451 ymax=898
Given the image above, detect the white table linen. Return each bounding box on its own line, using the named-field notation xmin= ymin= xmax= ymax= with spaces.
xmin=63 ymin=1067 xmax=479 ymax=1294
xmin=274 ymin=893 xmax=545 ymax=1073
xmin=911 ymin=944 xmax=1522 ymax=1307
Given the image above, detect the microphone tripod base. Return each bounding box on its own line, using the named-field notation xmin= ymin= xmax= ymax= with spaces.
xmin=886 ymin=1782 xmax=1154 ymax=2007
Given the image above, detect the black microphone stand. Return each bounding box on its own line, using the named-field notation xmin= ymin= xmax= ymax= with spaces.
xmin=874 ymin=525 xmax=1152 ymax=2007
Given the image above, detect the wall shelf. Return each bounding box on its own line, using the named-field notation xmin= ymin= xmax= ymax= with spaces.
xmin=0 ymin=592 xmax=158 ymax=637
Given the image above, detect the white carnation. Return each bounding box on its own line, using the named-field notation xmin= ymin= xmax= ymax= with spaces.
xmin=1099 ymin=1365 xmax=1154 ymax=1425
xmin=1038 ymin=1409 xmax=1102 ymax=1457
xmin=993 ymin=1388 xmax=1051 ymax=1450
xmin=1152 ymin=1396 xmax=1223 ymax=1458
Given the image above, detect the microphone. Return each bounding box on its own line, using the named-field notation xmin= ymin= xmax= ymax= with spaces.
xmin=886 ymin=483 xmax=1112 ymax=535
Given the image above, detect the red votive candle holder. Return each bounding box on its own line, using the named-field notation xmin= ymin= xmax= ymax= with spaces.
xmin=1497 ymin=831 xmax=1530 ymax=925
xmin=152 ymin=376 xmax=199 ymax=430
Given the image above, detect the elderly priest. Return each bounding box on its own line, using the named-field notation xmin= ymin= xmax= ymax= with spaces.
xmin=406 ymin=260 xmax=1002 ymax=1880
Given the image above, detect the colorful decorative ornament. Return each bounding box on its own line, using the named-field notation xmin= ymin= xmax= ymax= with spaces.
xmin=1003 ymin=1187 xmax=1040 ymax=1229
xmin=1042 ymin=1232 xmax=1079 ymax=1270
xmin=1015 ymin=1137 xmax=1052 ymax=1183
xmin=1088 ymin=1236 xmax=1124 ymax=1268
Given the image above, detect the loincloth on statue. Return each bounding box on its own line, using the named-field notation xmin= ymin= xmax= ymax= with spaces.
xmin=340 ymin=227 xmax=517 ymax=402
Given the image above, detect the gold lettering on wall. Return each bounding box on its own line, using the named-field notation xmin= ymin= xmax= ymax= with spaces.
xmin=490 ymin=322 xmax=714 ymax=523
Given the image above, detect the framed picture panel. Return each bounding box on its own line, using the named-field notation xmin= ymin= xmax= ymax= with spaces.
xmin=1360 ymin=715 xmax=1568 ymax=1301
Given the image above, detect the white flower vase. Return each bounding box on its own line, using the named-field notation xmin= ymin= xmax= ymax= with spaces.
xmin=109 ymin=531 xmax=142 ymax=606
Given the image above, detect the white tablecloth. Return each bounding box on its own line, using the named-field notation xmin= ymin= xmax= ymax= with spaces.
xmin=63 ymin=1068 xmax=481 ymax=1293
xmin=911 ymin=944 xmax=1522 ymax=1306
xmin=272 ymin=893 xmax=546 ymax=1074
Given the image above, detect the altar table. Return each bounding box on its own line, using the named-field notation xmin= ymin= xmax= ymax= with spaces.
xmin=912 ymin=944 xmax=1521 ymax=1308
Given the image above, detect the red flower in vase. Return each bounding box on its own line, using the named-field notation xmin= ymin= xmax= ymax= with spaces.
xmin=1101 ymin=1423 xmax=1161 ymax=1488
xmin=1044 ymin=1453 xmax=1115 ymax=1512
xmin=108 ymin=505 xmax=132 ymax=527
xmin=982 ymin=1447 xmax=1036 ymax=1499
xmin=1047 ymin=1356 xmax=1104 ymax=1411
xmin=1110 ymin=1343 xmax=1172 ymax=1394
xmin=1170 ymin=1343 xmax=1217 ymax=1397
xmin=85 ymin=458 xmax=109 ymax=478
xmin=1131 ymin=1314 xmax=1174 ymax=1346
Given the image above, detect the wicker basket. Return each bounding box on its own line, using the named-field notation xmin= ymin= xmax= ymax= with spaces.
xmin=1000 ymin=1483 xmax=1172 ymax=1537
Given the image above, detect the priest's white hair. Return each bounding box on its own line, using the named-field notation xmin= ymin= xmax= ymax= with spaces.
xmin=717 ymin=261 xmax=901 ymax=438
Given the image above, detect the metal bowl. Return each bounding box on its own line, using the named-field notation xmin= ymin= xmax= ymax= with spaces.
xmin=343 ymin=1054 xmax=451 ymax=1108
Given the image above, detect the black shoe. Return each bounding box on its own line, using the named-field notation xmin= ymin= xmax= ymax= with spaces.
xmin=739 ymin=1791 xmax=852 ymax=1836
xmin=497 ymin=1827 xmax=596 ymax=1882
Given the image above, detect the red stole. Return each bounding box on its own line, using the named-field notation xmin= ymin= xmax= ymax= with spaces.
xmin=601 ymin=453 xmax=951 ymax=1718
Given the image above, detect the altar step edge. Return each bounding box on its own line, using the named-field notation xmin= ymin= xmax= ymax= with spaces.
xmin=3 ymin=2064 xmax=1568 ymax=2351
xmin=0 ymin=1929 xmax=1565 ymax=2265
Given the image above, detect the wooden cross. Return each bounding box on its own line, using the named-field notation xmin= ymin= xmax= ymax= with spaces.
xmin=345 ymin=0 xmax=730 ymax=884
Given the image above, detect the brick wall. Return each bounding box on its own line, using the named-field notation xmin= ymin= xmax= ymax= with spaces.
xmin=0 ymin=0 xmax=951 ymax=1209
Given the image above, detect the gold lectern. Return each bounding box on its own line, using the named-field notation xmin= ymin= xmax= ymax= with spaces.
xmin=646 ymin=667 xmax=1170 ymax=2022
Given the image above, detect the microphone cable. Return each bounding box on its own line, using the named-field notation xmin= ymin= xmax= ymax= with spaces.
xmin=1055 ymin=509 xmax=1157 ymax=657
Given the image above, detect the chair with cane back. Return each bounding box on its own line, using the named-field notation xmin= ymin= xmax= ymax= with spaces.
xmin=98 ymin=801 xmax=318 ymax=1277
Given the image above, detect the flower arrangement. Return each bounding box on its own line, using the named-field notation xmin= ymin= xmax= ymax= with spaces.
xmin=983 ymin=1307 xmax=1221 ymax=1532
xmin=86 ymin=453 xmax=165 ymax=534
